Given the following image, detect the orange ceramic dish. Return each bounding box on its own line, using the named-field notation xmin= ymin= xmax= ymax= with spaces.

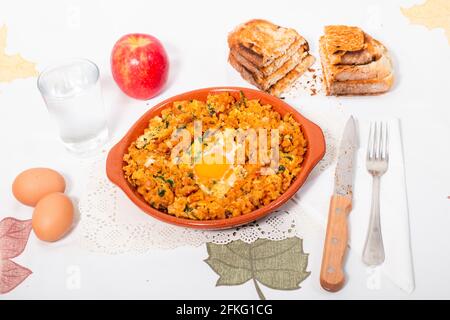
xmin=106 ymin=87 xmax=325 ymax=229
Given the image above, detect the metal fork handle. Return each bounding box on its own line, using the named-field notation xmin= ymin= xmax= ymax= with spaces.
xmin=362 ymin=176 xmax=385 ymax=266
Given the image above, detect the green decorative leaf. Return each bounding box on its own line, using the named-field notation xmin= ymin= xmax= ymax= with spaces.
xmin=204 ymin=237 xmax=310 ymax=299
xmin=205 ymin=259 xmax=252 ymax=286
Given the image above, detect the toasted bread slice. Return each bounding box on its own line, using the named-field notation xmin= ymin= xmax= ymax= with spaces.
xmin=333 ymin=54 xmax=392 ymax=81
xmin=329 ymin=35 xmax=384 ymax=65
xmin=325 ymin=73 xmax=394 ymax=95
xmin=230 ymin=48 xmax=308 ymax=91
xmin=320 ymin=36 xmax=392 ymax=82
xmin=324 ymin=25 xmax=365 ymax=54
xmin=228 ymin=52 xmax=261 ymax=89
xmin=257 ymin=50 xmax=309 ymax=90
xmin=228 ymin=19 xmax=305 ymax=67
xmin=229 ymin=53 xmax=315 ymax=96
xmin=231 ymin=40 xmax=309 ymax=78
xmin=268 ymin=54 xmax=316 ymax=97
xmin=319 ymin=26 xmax=393 ymax=95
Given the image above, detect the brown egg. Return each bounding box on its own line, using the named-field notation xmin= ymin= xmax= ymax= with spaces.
xmin=12 ymin=168 xmax=66 ymax=206
xmin=32 ymin=192 xmax=74 ymax=242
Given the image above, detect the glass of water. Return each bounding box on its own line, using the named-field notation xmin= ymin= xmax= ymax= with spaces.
xmin=38 ymin=59 xmax=108 ymax=155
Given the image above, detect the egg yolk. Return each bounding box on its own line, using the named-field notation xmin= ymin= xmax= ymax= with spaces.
xmin=193 ymin=153 xmax=233 ymax=184
xmin=194 ymin=162 xmax=231 ymax=183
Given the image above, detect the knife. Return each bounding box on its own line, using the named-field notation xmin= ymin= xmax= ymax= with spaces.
xmin=320 ymin=116 xmax=358 ymax=292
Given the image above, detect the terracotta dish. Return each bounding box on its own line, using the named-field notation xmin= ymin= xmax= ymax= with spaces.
xmin=106 ymin=87 xmax=325 ymax=229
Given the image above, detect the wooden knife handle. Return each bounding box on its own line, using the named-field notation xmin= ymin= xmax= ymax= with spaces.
xmin=320 ymin=195 xmax=352 ymax=292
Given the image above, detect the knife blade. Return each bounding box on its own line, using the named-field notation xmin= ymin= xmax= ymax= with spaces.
xmin=320 ymin=116 xmax=358 ymax=292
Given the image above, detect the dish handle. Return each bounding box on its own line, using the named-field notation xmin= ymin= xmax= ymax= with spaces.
xmin=106 ymin=140 xmax=126 ymax=189
xmin=305 ymin=120 xmax=326 ymax=166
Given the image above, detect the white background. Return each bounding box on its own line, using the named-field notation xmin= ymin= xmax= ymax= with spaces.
xmin=0 ymin=0 xmax=449 ymax=299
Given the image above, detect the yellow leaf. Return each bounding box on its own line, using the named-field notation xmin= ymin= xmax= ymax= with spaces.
xmin=401 ymin=0 xmax=450 ymax=44
xmin=0 ymin=25 xmax=38 ymax=83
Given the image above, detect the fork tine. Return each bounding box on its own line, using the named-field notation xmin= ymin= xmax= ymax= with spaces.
xmin=367 ymin=122 xmax=373 ymax=159
xmin=385 ymin=123 xmax=389 ymax=161
xmin=379 ymin=122 xmax=384 ymax=160
xmin=372 ymin=122 xmax=378 ymax=159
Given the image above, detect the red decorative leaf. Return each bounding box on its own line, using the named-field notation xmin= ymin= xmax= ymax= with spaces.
xmin=0 ymin=259 xmax=32 ymax=294
xmin=0 ymin=218 xmax=32 ymax=259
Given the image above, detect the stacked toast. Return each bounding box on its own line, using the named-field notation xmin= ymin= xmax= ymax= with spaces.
xmin=228 ymin=19 xmax=315 ymax=97
xmin=319 ymin=25 xmax=393 ymax=95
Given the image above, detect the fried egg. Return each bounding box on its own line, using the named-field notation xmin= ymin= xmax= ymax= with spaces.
xmin=192 ymin=130 xmax=246 ymax=198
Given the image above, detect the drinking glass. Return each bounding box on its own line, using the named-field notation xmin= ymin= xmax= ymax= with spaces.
xmin=38 ymin=59 xmax=108 ymax=155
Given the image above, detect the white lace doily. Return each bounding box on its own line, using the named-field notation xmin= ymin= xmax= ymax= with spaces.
xmin=77 ymin=104 xmax=345 ymax=254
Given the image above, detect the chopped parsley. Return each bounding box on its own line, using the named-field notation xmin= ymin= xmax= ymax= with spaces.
xmin=278 ymin=165 xmax=286 ymax=172
xmin=239 ymin=90 xmax=247 ymax=107
xmin=166 ymin=179 xmax=174 ymax=187
xmin=158 ymin=189 xmax=166 ymax=197
xmin=207 ymin=103 xmax=216 ymax=116
xmin=154 ymin=175 xmax=174 ymax=188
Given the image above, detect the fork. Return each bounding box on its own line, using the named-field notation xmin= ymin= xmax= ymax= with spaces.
xmin=363 ymin=122 xmax=389 ymax=266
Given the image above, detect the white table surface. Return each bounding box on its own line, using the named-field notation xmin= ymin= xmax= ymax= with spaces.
xmin=1 ymin=0 xmax=449 ymax=299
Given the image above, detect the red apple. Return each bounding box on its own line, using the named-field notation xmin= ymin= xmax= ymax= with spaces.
xmin=111 ymin=33 xmax=169 ymax=100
